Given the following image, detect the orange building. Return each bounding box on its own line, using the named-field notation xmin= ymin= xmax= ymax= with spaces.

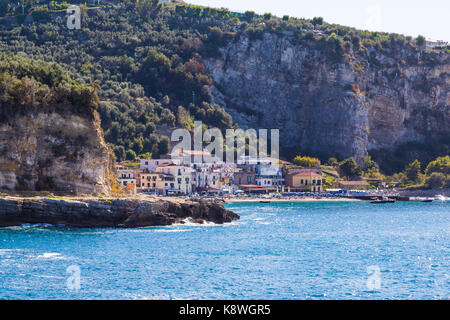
xmin=286 ymin=171 xmax=323 ymax=192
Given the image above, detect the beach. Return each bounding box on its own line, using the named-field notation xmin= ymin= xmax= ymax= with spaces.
xmin=224 ymin=197 xmax=363 ymax=204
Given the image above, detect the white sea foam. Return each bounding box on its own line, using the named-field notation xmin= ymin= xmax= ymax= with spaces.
xmin=36 ymin=252 xmax=66 ymax=260
xmin=153 ymin=229 xmax=193 ymax=233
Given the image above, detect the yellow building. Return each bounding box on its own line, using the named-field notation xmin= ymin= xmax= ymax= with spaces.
xmin=287 ymin=171 xmax=323 ymax=192
xmin=156 ymin=165 xmax=193 ymax=195
xmin=139 ymin=173 xmax=164 ymax=194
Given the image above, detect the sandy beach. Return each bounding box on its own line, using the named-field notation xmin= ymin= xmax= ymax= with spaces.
xmin=224 ymin=197 xmax=363 ymax=204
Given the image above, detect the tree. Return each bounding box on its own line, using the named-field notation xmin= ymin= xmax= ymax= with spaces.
xmin=339 ymin=158 xmax=363 ymax=178
xmin=158 ymin=136 xmax=170 ymax=155
xmin=0 ymin=0 xmax=10 ymax=17
xmin=244 ymin=11 xmax=255 ymax=21
xmin=160 ymin=108 xmax=176 ymax=126
xmin=416 ymin=35 xmax=425 ymax=47
xmin=293 ymin=156 xmax=321 ymax=168
xmin=312 ymin=17 xmax=324 ymax=27
xmin=282 ymin=15 xmax=289 ymax=21
xmin=138 ymin=48 xmax=171 ymax=95
xmin=363 ymin=156 xmax=379 ymax=172
xmin=131 ymin=138 xmax=143 ymax=154
xmin=113 ymin=145 xmax=126 ymax=162
xmin=425 ymin=156 xmax=450 ymax=176
xmin=263 ymin=13 xmax=272 ymax=20
xmin=404 ymin=160 xmax=421 ymax=183
xmin=327 ymin=157 xmax=338 ymax=167
xmin=126 ymin=149 xmax=136 ymax=161
xmin=425 ymin=172 xmax=446 ymax=189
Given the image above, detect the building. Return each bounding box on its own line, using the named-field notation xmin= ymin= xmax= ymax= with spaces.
xmin=286 ymin=171 xmax=323 ymax=192
xmin=338 ymin=180 xmax=370 ymax=190
xmin=117 ymin=168 xmax=137 ymax=194
xmin=239 ymin=185 xmax=269 ymax=194
xmin=233 ymin=165 xmax=257 ymax=186
xmin=140 ymin=158 xmax=174 ymax=173
xmin=138 ymin=172 xmax=168 ymax=195
xmin=425 ymin=39 xmax=448 ymax=51
xmin=156 ymin=165 xmax=193 ymax=195
xmin=256 ymin=162 xmax=284 ymax=190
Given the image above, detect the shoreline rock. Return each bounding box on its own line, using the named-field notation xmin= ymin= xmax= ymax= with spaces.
xmin=0 ymin=197 xmax=240 ymax=228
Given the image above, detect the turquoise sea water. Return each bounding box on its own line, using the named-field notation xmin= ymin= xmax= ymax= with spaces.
xmin=0 ymin=201 xmax=448 ymax=300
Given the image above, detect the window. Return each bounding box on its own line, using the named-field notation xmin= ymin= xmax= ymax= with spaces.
xmin=247 ymin=176 xmax=252 ymax=184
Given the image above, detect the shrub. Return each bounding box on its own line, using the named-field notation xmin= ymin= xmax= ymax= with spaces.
xmin=425 ymin=172 xmax=446 ymax=189
xmin=126 ymin=149 xmax=136 ymax=161
xmin=416 ymin=35 xmax=425 ymax=47
xmin=404 ymin=160 xmax=421 ymax=183
xmin=425 ymin=156 xmax=450 ymax=176
xmin=339 ymin=158 xmax=363 ymax=177
xmin=293 ymin=156 xmax=321 ymax=168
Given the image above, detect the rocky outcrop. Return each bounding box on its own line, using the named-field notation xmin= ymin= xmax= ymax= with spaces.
xmin=0 ymin=112 xmax=113 ymax=195
xmin=0 ymin=197 xmax=239 ymax=228
xmin=206 ymin=33 xmax=449 ymax=164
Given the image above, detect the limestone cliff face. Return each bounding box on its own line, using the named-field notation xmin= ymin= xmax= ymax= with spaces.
xmin=0 ymin=111 xmax=113 ymax=195
xmin=206 ymin=33 xmax=449 ymax=163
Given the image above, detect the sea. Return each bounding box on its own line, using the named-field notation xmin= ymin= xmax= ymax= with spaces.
xmin=0 ymin=201 xmax=448 ymax=300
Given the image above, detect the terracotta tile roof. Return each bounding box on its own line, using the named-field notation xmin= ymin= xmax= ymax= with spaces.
xmin=292 ymin=172 xmax=322 ymax=177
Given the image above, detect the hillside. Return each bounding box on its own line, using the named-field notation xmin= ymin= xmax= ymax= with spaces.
xmin=0 ymin=53 xmax=113 ymax=194
xmin=0 ymin=0 xmax=448 ymax=173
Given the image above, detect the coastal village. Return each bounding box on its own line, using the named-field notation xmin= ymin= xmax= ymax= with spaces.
xmin=116 ymin=150 xmax=380 ymax=197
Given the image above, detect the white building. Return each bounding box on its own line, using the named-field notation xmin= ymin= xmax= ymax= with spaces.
xmin=140 ymin=158 xmax=175 ymax=173
xmin=156 ymin=165 xmax=194 ymax=195
xmin=425 ymin=39 xmax=448 ymax=51
xmin=117 ymin=168 xmax=137 ymax=194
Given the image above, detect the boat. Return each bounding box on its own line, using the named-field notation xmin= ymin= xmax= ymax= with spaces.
xmin=422 ymin=198 xmax=433 ymax=203
xmin=371 ymin=199 xmax=396 ymax=204
xmin=435 ymin=195 xmax=447 ymax=202
xmin=259 ymin=200 xmax=271 ymax=203
xmin=371 ymin=197 xmax=396 ymax=204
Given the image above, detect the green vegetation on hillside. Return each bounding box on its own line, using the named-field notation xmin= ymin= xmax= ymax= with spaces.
xmin=0 ymin=0 xmax=448 ymax=168
xmin=0 ymin=52 xmax=99 ymax=121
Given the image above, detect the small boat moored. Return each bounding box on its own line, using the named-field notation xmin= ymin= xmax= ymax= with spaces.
xmin=371 ymin=197 xmax=396 ymax=204
xmin=371 ymin=200 xmax=396 ymax=204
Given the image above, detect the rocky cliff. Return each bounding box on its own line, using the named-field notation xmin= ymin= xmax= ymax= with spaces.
xmin=0 ymin=111 xmax=113 ymax=195
xmin=206 ymin=33 xmax=449 ymax=169
xmin=0 ymin=53 xmax=114 ymax=195
xmin=0 ymin=197 xmax=239 ymax=228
